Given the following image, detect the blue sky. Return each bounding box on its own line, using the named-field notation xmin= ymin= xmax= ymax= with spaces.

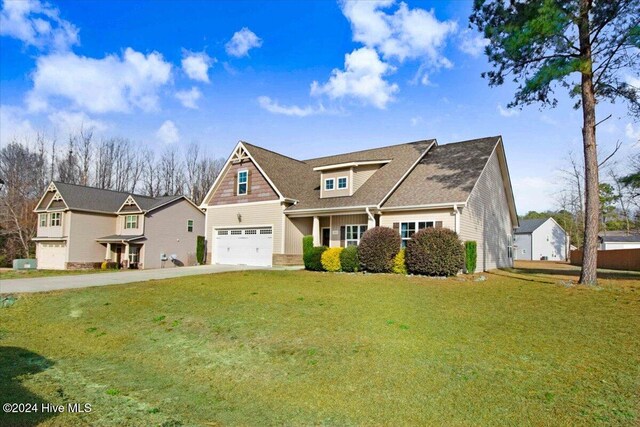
xmin=1 ymin=0 xmax=638 ymax=213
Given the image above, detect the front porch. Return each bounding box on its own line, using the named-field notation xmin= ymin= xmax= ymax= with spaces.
xmin=96 ymin=235 xmax=145 ymax=269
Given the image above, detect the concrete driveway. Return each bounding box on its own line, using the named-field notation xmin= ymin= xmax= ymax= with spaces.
xmin=0 ymin=264 xmax=296 ymax=294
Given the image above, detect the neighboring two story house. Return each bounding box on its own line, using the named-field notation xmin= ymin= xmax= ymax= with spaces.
xmin=514 ymin=218 xmax=569 ymax=261
xmin=33 ymin=182 xmax=204 ymax=270
xmin=200 ymin=136 xmax=518 ymax=272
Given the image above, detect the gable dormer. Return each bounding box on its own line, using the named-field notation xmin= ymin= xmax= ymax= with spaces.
xmin=118 ymin=195 xmax=143 ymax=213
xmin=314 ymin=160 xmax=389 ymax=198
xmin=35 ymin=183 xmax=68 ymax=211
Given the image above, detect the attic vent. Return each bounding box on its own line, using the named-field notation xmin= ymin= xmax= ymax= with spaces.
xmin=52 ymin=192 xmax=62 ymax=201
xmin=47 ymin=183 xmax=57 ymax=192
xmin=124 ymin=196 xmax=136 ymax=206
xmin=231 ymin=146 xmax=250 ymax=163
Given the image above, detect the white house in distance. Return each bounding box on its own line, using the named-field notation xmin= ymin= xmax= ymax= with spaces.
xmin=514 ymin=218 xmax=569 ymax=261
xmin=598 ymin=231 xmax=640 ymax=250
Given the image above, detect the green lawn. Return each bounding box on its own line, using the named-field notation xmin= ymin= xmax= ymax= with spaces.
xmin=0 ymin=268 xmax=114 ymax=280
xmin=1 ymin=269 xmax=638 ymax=426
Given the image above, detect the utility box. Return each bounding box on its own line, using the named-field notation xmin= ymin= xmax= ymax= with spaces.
xmin=13 ymin=259 xmax=38 ymax=270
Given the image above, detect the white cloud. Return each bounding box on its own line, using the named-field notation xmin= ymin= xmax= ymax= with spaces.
xmin=175 ymin=87 xmax=202 ymax=109
xmin=181 ymin=51 xmax=213 ymax=83
xmin=512 ymin=176 xmax=557 ymax=214
xmin=410 ymin=116 xmax=422 ymax=126
xmin=257 ymin=96 xmax=328 ymax=117
xmin=458 ymin=29 xmax=488 ymax=57
xmin=497 ymin=104 xmax=519 ymax=117
xmin=0 ymin=105 xmax=37 ymax=145
xmin=310 ymin=47 xmax=398 ymax=109
xmin=48 ymin=110 xmax=108 ymax=134
xmin=626 ymin=74 xmax=640 ymax=88
xmin=626 ymin=123 xmax=640 ymax=142
xmin=0 ymin=0 xmax=79 ymax=51
xmin=156 ymin=120 xmax=179 ymax=144
xmin=225 ymin=27 xmax=262 ymax=57
xmin=341 ymin=1 xmax=456 ymax=65
xmin=26 ymin=47 xmax=172 ymax=113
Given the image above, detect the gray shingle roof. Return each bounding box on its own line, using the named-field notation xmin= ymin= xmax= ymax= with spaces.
xmin=51 ymin=182 xmax=186 ymax=214
xmin=383 ymin=137 xmax=499 ymax=207
xmin=514 ymin=218 xmax=548 ymax=234
xmin=598 ymin=231 xmax=640 ymax=243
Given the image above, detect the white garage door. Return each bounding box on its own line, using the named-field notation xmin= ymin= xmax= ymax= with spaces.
xmin=37 ymin=242 xmax=67 ymax=270
xmin=214 ymin=227 xmax=273 ymax=267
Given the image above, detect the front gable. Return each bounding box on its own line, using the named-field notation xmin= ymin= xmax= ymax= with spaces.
xmin=118 ymin=195 xmax=143 ymax=213
xmin=208 ymin=158 xmax=279 ymax=206
xmin=35 ymin=183 xmax=68 ymax=211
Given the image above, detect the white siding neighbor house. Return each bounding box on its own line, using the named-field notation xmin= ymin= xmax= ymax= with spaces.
xmin=598 ymin=231 xmax=640 ymax=250
xmin=514 ymin=218 xmax=569 ymax=261
xmin=200 ymin=136 xmax=519 ymax=272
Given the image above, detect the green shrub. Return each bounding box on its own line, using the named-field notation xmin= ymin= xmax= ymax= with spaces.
xmin=305 ymin=246 xmax=327 ymax=271
xmin=340 ymin=245 xmax=359 ymax=272
xmin=302 ymin=235 xmax=315 ymax=269
xmin=321 ymin=247 xmax=343 ymax=272
xmin=196 ymin=235 xmax=206 ymax=264
xmin=358 ymin=226 xmax=401 ymax=273
xmin=465 ymin=241 xmax=477 ymax=274
xmin=392 ymin=248 xmax=407 ymax=275
xmin=406 ymin=228 xmax=464 ymax=276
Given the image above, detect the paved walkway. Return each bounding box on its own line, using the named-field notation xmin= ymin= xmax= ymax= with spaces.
xmin=0 ymin=265 xmax=298 ymax=294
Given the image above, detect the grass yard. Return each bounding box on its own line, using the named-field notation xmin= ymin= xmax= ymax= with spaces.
xmin=0 ymin=268 xmax=114 ymax=280
xmin=1 ymin=267 xmax=639 ymax=426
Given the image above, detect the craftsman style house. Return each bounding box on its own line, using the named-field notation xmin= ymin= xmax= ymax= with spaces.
xmin=200 ymin=136 xmax=518 ymax=272
xmin=33 ymin=182 xmax=204 ymax=270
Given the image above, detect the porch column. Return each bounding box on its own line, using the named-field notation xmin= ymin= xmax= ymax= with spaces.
xmin=105 ymin=242 xmax=111 ymax=260
xmin=312 ymin=216 xmax=320 ymax=246
xmin=124 ymin=243 xmax=130 ymax=267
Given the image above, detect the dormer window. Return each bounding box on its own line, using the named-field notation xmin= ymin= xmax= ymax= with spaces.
xmin=324 ymin=178 xmax=335 ymax=191
xmin=337 ymin=177 xmax=348 ymax=189
xmin=125 ymin=215 xmax=138 ymax=229
xmin=39 ymin=213 xmax=48 ymax=227
xmin=237 ymin=170 xmax=248 ymax=195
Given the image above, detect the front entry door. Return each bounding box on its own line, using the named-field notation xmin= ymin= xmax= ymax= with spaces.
xmin=322 ymin=228 xmax=330 ymax=247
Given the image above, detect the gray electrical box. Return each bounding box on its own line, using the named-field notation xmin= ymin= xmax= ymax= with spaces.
xmin=13 ymin=259 xmax=38 ymax=270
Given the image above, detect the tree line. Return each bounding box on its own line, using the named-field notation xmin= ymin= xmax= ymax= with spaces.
xmin=0 ymin=129 xmax=225 ymax=265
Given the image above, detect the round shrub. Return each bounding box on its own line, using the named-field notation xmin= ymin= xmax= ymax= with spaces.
xmin=406 ymin=228 xmax=464 ymax=276
xmin=391 ymin=248 xmax=407 ymax=275
xmin=339 ymin=245 xmax=359 ymax=272
xmin=305 ymin=246 xmax=327 ymax=271
xmin=321 ymin=247 xmax=343 ymax=272
xmin=358 ymin=226 xmax=401 ymax=273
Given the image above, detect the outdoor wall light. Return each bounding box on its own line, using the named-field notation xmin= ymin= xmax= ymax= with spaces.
xmin=237 ymin=213 xmax=242 ymax=222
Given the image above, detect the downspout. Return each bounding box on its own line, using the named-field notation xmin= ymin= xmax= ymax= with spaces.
xmin=365 ymin=207 xmax=376 ymax=229
xmin=453 ymin=204 xmax=460 ymax=234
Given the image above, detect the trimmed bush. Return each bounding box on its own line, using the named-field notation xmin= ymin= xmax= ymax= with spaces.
xmin=321 ymin=247 xmax=343 ymax=272
xmin=392 ymin=248 xmax=407 ymax=275
xmin=302 ymin=236 xmax=315 ymax=270
xmin=406 ymin=228 xmax=464 ymax=276
xmin=358 ymin=226 xmax=401 ymax=273
xmin=465 ymin=241 xmax=477 ymax=274
xmin=196 ymin=235 xmax=206 ymax=264
xmin=305 ymin=246 xmax=327 ymax=271
xmin=340 ymin=245 xmax=359 ymax=272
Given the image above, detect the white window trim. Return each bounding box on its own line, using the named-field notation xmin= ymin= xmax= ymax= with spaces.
xmin=237 ymin=169 xmax=248 ymax=196
xmin=345 ymin=224 xmax=367 ymax=246
xmin=187 ymin=219 xmax=194 ymax=232
xmin=39 ymin=213 xmax=48 ymax=227
xmin=337 ymin=176 xmax=348 ymax=190
xmin=128 ymin=246 xmax=139 ymax=263
xmin=399 ymin=220 xmax=434 ymax=247
xmin=50 ymin=212 xmax=62 ymax=227
xmin=124 ymin=214 xmax=138 ymax=229
xmin=324 ymin=178 xmax=335 ymax=191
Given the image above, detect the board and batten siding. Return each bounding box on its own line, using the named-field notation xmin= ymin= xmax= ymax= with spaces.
xmin=284 ymin=216 xmax=313 ymax=255
xmin=329 ymin=214 xmax=368 ymax=247
xmin=459 ymin=149 xmax=514 ymax=271
xmin=67 ymin=211 xmax=116 ymax=262
xmin=206 ymin=201 xmax=285 ymax=260
xmin=379 ymin=209 xmax=455 ymax=231
xmin=143 ymin=199 xmax=205 ymax=269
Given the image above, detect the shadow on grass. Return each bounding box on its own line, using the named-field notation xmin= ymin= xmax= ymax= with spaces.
xmin=0 ymin=346 xmax=57 ymax=426
xmin=510 ymin=266 xmax=640 ymax=281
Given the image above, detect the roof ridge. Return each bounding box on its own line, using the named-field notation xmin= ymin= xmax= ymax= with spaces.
xmin=53 ymin=181 xmax=169 ymax=200
xmin=304 ymin=138 xmax=435 ymax=162
xmin=437 ymin=135 xmax=501 ymax=147
xmin=241 ymin=141 xmax=308 ymax=165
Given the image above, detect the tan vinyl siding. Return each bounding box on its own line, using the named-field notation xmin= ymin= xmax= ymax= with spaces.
xmin=459 ymin=150 xmax=514 ymax=271
xmin=36 ymin=211 xmax=71 ymax=239
xmin=67 ymin=211 xmax=116 ymax=262
xmin=143 ymin=199 xmax=205 ymax=269
xmin=116 ymin=214 xmax=144 ymax=235
xmin=352 ymin=164 xmax=380 ymax=193
xmin=206 ymin=201 xmax=284 ymax=260
xmin=379 ymin=209 xmax=455 ymax=231
xmin=320 ymin=168 xmax=351 ymax=198
xmin=284 ymin=217 xmax=313 ymax=255
xmin=329 ymin=214 xmax=368 ymax=247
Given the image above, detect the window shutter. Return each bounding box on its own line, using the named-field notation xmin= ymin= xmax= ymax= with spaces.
xmin=233 ymin=173 xmax=238 ymax=196
xmin=340 ymin=226 xmax=346 ymax=247
xmin=435 ymin=221 xmax=443 ymax=228
xmin=247 ymin=169 xmax=252 ymax=194
xmin=393 ymin=222 xmax=400 ymax=233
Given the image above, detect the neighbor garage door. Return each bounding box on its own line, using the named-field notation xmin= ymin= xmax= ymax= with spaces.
xmin=36 ymin=241 xmax=67 ymax=269
xmin=214 ymin=227 xmax=273 ymax=266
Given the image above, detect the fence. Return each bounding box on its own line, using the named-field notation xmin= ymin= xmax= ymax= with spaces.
xmin=570 ymin=248 xmax=640 ymax=271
